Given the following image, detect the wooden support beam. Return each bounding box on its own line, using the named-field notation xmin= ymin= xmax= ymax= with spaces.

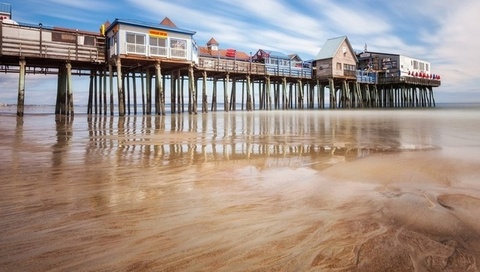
xmin=126 ymin=73 xmax=131 ymax=115
xmin=87 ymin=70 xmax=94 ymax=115
xmin=266 ymin=76 xmax=271 ymax=110
xmin=16 ymin=59 xmax=26 ymax=116
xmin=188 ymin=65 xmax=197 ymax=114
xmin=230 ymin=77 xmax=236 ymax=111
xmin=297 ymin=79 xmax=303 ymax=109
xmin=93 ymin=70 xmax=98 ymax=115
xmin=154 ymin=61 xmax=165 ymax=115
xmin=146 ymin=68 xmax=152 ymax=115
xmin=170 ymin=71 xmax=176 ymax=114
xmin=103 ymin=69 xmax=107 ymax=115
xmin=140 ymin=71 xmax=145 ymax=114
xmin=224 ymin=73 xmax=230 ymax=112
xmin=211 ymin=77 xmax=217 ymax=111
xmin=109 ymin=64 xmax=114 ymax=116
xmin=132 ymin=72 xmax=137 ymax=115
xmin=241 ymin=79 xmax=245 ymax=111
xmin=318 ymin=81 xmax=323 ymax=109
xmin=329 ymin=78 xmax=335 ymax=109
xmin=65 ymin=62 xmax=74 ymax=116
xmin=202 ymin=70 xmax=208 ymax=113
xmin=246 ymin=75 xmax=253 ymax=111
xmin=282 ymin=77 xmax=287 ymax=110
xmin=99 ymin=70 xmax=103 ymax=114
xmin=116 ymin=58 xmax=125 ymax=116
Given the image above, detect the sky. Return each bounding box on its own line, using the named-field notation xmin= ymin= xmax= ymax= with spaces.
xmin=1 ymin=0 xmax=480 ymax=105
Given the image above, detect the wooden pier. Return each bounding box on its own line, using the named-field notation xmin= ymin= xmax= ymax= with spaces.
xmin=0 ymin=16 xmax=441 ymax=116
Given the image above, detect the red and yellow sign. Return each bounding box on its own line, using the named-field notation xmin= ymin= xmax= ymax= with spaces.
xmin=149 ymin=29 xmax=167 ymax=38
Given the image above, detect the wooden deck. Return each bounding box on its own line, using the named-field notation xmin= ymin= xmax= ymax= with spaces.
xmin=196 ymin=56 xmax=312 ymax=79
xmin=0 ymin=22 xmax=105 ymax=67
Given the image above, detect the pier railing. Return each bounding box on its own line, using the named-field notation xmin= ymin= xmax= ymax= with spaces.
xmin=197 ymin=56 xmax=312 ymax=78
xmin=356 ymin=70 xmax=377 ymax=83
xmin=379 ymin=76 xmax=441 ymax=87
xmin=0 ymin=22 xmax=105 ymax=63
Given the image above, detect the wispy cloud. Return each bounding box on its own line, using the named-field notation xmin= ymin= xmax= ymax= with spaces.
xmin=3 ymin=0 xmax=480 ymax=104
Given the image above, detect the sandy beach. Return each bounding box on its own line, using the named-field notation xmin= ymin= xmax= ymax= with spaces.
xmin=1 ymin=107 xmax=479 ymax=271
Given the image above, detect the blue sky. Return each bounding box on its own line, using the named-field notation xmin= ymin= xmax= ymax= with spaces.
xmin=1 ymin=0 xmax=479 ymax=105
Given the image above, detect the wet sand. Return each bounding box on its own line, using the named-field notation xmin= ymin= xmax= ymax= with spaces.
xmin=1 ymin=108 xmax=480 ymax=271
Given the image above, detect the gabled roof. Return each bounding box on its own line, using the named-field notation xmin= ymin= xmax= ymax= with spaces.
xmin=256 ymin=49 xmax=290 ymax=60
xmin=160 ymin=17 xmax=177 ymax=28
xmin=315 ymin=36 xmax=357 ymax=62
xmin=198 ymin=46 xmax=250 ymax=61
xmin=206 ymin=37 xmax=219 ymax=46
xmin=288 ymin=53 xmax=302 ymax=62
xmin=106 ymin=18 xmax=196 ymax=36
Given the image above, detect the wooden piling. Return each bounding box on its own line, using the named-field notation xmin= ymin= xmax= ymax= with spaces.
xmin=211 ymin=77 xmax=218 ymax=111
xmin=202 ymin=70 xmax=208 ymax=113
xmin=109 ymin=64 xmax=114 ymax=116
xmin=103 ymin=69 xmax=107 ymax=115
xmin=246 ymin=75 xmax=253 ymax=111
xmin=146 ymin=68 xmax=152 ymax=115
xmin=188 ymin=65 xmax=197 ymax=114
xmin=87 ymin=70 xmax=94 ymax=115
xmin=140 ymin=71 xmax=145 ymax=114
xmin=126 ymin=73 xmax=131 ymax=115
xmin=224 ymin=73 xmax=230 ymax=112
xmin=230 ymin=77 xmax=236 ymax=111
xmin=132 ymin=72 xmax=137 ymax=115
xmin=65 ymin=62 xmax=74 ymax=116
xmin=16 ymin=59 xmax=26 ymax=117
xmin=94 ymin=69 xmax=98 ymax=114
xmin=116 ymin=59 xmax=125 ymax=116
xmin=154 ymin=61 xmax=165 ymax=115
xmin=266 ymin=76 xmax=271 ymax=110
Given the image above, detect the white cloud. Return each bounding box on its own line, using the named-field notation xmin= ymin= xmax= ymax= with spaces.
xmin=310 ymin=0 xmax=391 ymax=35
xmin=428 ymin=1 xmax=480 ymax=88
xmin=5 ymin=0 xmax=480 ymax=104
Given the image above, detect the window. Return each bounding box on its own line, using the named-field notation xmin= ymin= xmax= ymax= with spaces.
xmin=413 ymin=60 xmax=419 ymax=70
xmin=150 ymin=37 xmax=167 ymax=56
xmin=84 ymin=36 xmax=95 ymax=46
xmin=170 ymin=38 xmax=187 ymax=58
xmin=344 ymin=64 xmax=356 ymax=71
xmin=126 ymin=32 xmax=146 ymax=54
xmin=336 ymin=62 xmax=342 ymax=70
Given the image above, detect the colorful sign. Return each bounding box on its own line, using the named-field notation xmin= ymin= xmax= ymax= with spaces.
xmin=149 ymin=30 xmax=167 ymax=38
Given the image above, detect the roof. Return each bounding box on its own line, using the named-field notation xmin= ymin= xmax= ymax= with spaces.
xmin=106 ymin=18 xmax=196 ymax=36
xmin=288 ymin=53 xmax=302 ymax=61
xmin=315 ymin=36 xmax=357 ymax=62
xmin=206 ymin=37 xmax=219 ymax=46
xmin=198 ymin=46 xmax=250 ymax=60
xmin=160 ymin=17 xmax=177 ymax=28
xmin=256 ymin=49 xmax=290 ymax=60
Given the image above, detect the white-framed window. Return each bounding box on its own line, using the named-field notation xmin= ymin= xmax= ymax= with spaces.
xmin=170 ymin=38 xmax=187 ymax=59
xmin=150 ymin=37 xmax=167 ymax=56
xmin=126 ymin=32 xmax=146 ymax=55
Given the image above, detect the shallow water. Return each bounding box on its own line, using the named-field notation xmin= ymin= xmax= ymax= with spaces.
xmin=1 ymin=107 xmax=480 ymax=271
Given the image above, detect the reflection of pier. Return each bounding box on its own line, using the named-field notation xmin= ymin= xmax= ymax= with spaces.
xmin=83 ymin=112 xmax=428 ymax=170
xmin=0 ymin=5 xmax=441 ymax=116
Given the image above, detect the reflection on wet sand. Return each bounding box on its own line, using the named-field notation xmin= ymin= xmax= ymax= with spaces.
xmin=0 ymin=110 xmax=479 ymax=271
xmin=85 ymin=112 xmax=436 ymax=170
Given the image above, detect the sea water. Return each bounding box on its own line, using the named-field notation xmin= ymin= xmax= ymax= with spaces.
xmin=0 ymin=105 xmax=479 ymax=271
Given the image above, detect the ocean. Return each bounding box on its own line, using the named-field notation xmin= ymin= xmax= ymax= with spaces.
xmin=1 ymin=104 xmax=480 ymax=271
